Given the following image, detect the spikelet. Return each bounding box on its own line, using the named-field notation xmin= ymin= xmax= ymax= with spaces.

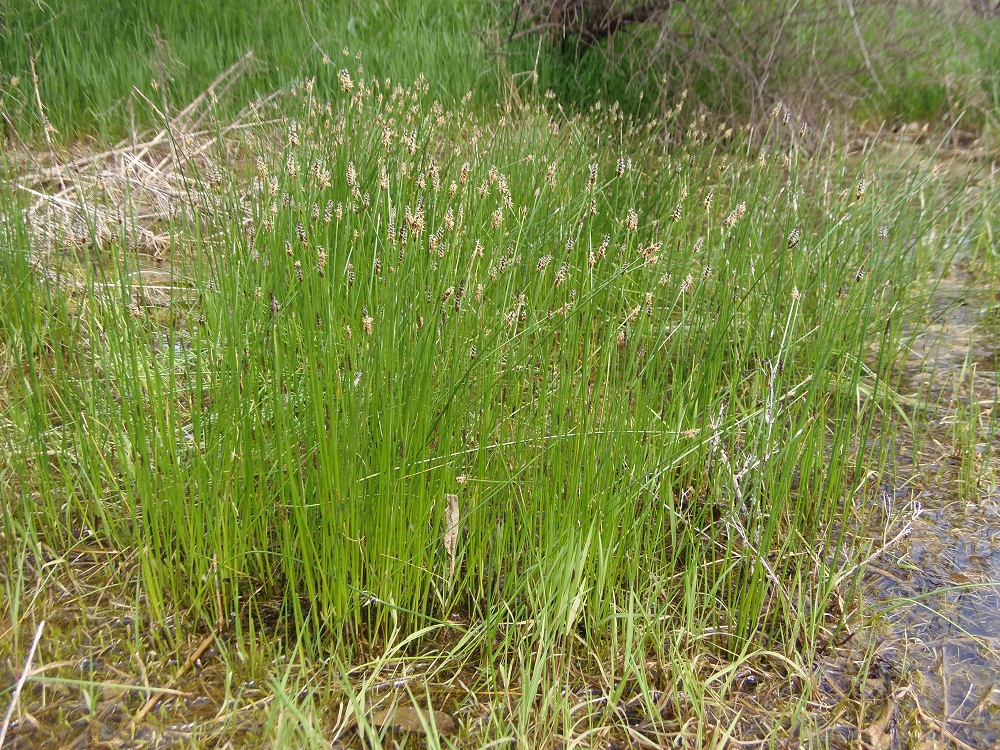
xmin=625 ymin=208 xmax=638 ymax=232
xmin=597 ymin=233 xmax=610 ymax=261
xmin=855 ymin=176 xmax=868 ymax=201
xmin=338 ymin=69 xmax=354 ymax=93
xmin=554 ymin=264 xmax=569 ymax=287
xmin=787 ymin=226 xmax=802 ymax=249
xmin=724 ymin=202 xmax=746 ymax=229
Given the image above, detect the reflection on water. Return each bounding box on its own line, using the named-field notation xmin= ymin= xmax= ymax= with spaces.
xmin=864 ymin=276 xmax=1000 ymax=748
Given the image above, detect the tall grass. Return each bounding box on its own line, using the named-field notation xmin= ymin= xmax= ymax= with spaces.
xmin=0 ymin=0 xmax=493 ymax=141
xmin=0 ymin=74 xmax=983 ymax=744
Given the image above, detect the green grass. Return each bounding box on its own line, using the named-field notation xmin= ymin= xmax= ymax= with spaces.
xmin=3 ymin=0 xmax=998 ymax=146
xmin=1 ymin=71 xmax=991 ymax=745
xmin=0 ymin=0 xmax=494 ymax=141
xmin=1 ymin=2 xmax=998 ymax=745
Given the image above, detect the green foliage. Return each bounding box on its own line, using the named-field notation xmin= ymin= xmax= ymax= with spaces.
xmin=0 ymin=0 xmax=494 ymax=140
xmin=1 ymin=79 xmax=966 ymax=660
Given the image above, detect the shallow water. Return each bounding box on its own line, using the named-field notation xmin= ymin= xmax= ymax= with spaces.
xmin=863 ymin=275 xmax=1000 ymax=748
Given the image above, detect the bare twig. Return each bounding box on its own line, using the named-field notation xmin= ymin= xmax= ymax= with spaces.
xmin=845 ymin=0 xmax=885 ymax=95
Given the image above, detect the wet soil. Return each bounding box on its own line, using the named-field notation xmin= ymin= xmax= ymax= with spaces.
xmin=864 ymin=273 xmax=1000 ymax=749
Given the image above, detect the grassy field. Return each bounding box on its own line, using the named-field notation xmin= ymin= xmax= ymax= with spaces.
xmin=1 ymin=2 xmax=998 ymax=748
xmin=3 ymin=0 xmax=998 ymax=141
xmin=0 ymin=0 xmax=492 ymax=140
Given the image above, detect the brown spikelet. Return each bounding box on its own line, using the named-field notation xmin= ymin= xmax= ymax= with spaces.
xmin=787 ymin=227 xmax=802 ymax=249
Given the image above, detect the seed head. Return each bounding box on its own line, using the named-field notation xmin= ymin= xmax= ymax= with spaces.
xmin=338 ymin=69 xmax=354 ymax=93
xmin=625 ymin=208 xmax=638 ymax=232
xmin=787 ymin=226 xmax=802 ymax=249
xmin=554 ymin=264 xmax=569 ymax=287
xmin=597 ymin=233 xmax=610 ymax=260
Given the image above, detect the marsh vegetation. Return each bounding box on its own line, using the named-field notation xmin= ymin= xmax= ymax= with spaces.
xmin=1 ymin=2 xmax=998 ymax=748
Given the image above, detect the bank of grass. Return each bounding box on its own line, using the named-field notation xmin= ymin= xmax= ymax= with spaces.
xmin=3 ymin=0 xmax=999 ymax=148
xmin=0 ymin=0 xmax=493 ymax=141
xmin=1 ymin=67 xmax=991 ymax=745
